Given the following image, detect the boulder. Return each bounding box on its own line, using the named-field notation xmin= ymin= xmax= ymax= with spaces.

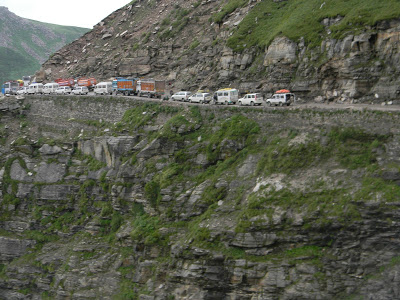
xmin=10 ymin=160 xmax=31 ymax=182
xmin=0 ymin=237 xmax=35 ymax=262
xmin=35 ymin=162 xmax=66 ymax=183
xmin=137 ymin=137 xmax=178 ymax=159
xmin=39 ymin=144 xmax=62 ymax=155
xmin=264 ymin=36 xmax=298 ymax=65
xmin=231 ymin=232 xmax=277 ymax=248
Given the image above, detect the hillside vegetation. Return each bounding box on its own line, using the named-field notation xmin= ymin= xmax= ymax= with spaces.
xmin=225 ymin=0 xmax=400 ymax=51
xmin=0 ymin=7 xmax=88 ymax=84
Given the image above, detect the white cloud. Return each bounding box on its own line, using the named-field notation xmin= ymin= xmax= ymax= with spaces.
xmin=0 ymin=0 xmax=130 ymax=28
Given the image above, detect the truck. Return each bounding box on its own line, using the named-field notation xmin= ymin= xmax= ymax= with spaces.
xmin=22 ymin=76 xmax=31 ymax=87
xmin=55 ymin=78 xmax=74 ymax=87
xmin=1 ymin=81 xmax=19 ymax=95
xmin=112 ymin=77 xmax=138 ymax=96
xmin=137 ymin=79 xmax=165 ymax=98
xmin=266 ymin=89 xmax=295 ymax=106
xmin=77 ymin=77 xmax=97 ymax=90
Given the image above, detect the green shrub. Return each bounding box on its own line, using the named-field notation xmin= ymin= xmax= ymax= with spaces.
xmin=257 ymin=141 xmax=327 ymax=175
xmin=201 ymin=185 xmax=227 ymax=205
xmin=206 ymin=114 xmax=260 ymax=163
xmin=144 ymin=181 xmax=161 ymax=207
xmin=111 ymin=211 xmax=124 ymax=233
xmin=328 ymin=127 xmax=388 ymax=169
xmin=130 ymin=214 xmax=164 ymax=246
xmin=190 ymin=39 xmax=200 ymax=50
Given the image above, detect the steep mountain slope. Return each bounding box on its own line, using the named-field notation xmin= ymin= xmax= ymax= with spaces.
xmin=39 ymin=0 xmax=400 ymax=102
xmin=0 ymin=6 xmax=89 ymax=84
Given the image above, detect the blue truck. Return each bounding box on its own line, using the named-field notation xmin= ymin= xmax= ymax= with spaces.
xmin=112 ymin=77 xmax=138 ymax=96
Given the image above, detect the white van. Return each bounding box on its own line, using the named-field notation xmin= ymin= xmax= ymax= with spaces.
xmin=94 ymin=82 xmax=113 ymax=95
xmin=214 ymin=88 xmax=239 ymax=105
xmin=43 ymin=82 xmax=59 ymax=94
xmin=27 ymin=83 xmax=44 ymax=94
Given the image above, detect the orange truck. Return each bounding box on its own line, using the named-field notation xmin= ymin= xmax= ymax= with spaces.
xmin=137 ymin=79 xmax=165 ymax=98
xmin=55 ymin=78 xmax=74 ymax=87
xmin=77 ymin=77 xmax=97 ymax=90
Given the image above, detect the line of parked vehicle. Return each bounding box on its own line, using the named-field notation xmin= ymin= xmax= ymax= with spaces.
xmin=16 ymin=79 xmax=108 ymax=96
xmin=170 ymin=89 xmax=295 ymax=107
xmin=9 ymin=76 xmax=295 ymax=107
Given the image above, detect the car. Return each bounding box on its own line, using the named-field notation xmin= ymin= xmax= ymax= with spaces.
xmin=171 ymin=91 xmax=192 ymax=101
xmin=188 ymin=92 xmax=212 ymax=104
xmin=55 ymin=86 xmax=72 ymax=95
xmin=17 ymin=87 xmax=29 ymax=95
xmin=266 ymin=92 xmax=295 ymax=106
xmin=72 ymin=86 xmax=89 ymax=95
xmin=238 ymin=93 xmax=264 ymax=106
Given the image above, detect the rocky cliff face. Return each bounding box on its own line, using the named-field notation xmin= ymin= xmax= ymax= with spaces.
xmin=1 ymin=96 xmax=400 ymax=299
xmin=38 ymin=0 xmax=400 ymax=103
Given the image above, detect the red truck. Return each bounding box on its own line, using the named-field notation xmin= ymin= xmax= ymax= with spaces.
xmin=55 ymin=78 xmax=74 ymax=87
xmin=137 ymin=79 xmax=165 ymax=98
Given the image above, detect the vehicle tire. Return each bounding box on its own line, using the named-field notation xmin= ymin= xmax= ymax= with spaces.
xmin=287 ymin=103 xmax=290 ymax=106
xmin=239 ymin=101 xmax=242 ymax=106
xmin=250 ymin=101 xmax=254 ymax=106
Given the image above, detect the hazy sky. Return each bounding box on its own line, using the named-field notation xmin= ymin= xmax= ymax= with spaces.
xmin=0 ymin=0 xmax=131 ymax=28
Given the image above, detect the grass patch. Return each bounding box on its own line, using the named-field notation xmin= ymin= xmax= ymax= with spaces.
xmin=354 ymin=177 xmax=400 ymax=202
xmin=227 ymin=0 xmax=400 ymax=51
xmin=206 ymin=114 xmax=259 ymax=164
xmin=130 ymin=213 xmax=167 ymax=246
xmin=116 ymin=103 xmax=180 ymax=133
xmin=212 ymin=0 xmax=248 ymax=24
xmin=257 ymin=127 xmax=387 ymax=175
